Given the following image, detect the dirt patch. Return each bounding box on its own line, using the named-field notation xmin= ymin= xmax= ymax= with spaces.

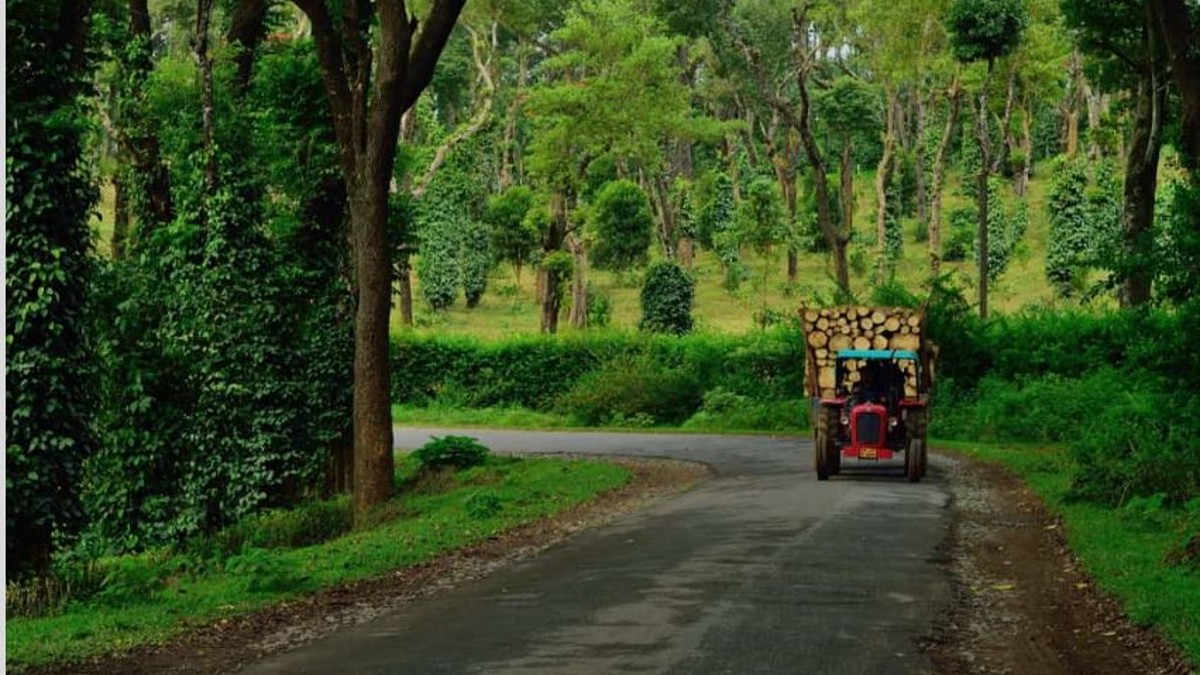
xmin=925 ymin=453 xmax=1192 ymax=675
xmin=31 ymin=457 xmax=711 ymax=675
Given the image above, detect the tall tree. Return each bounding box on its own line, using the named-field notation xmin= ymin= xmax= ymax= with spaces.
xmin=291 ymin=0 xmax=466 ymax=519
xmin=6 ymin=0 xmax=98 ymax=576
xmin=946 ymin=0 xmax=1027 ymax=318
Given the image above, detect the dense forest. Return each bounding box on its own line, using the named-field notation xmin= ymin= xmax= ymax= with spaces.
xmin=6 ymin=0 xmax=1199 ymax=632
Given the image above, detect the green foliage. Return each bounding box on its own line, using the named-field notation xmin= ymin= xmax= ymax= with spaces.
xmin=413 ymin=436 xmax=492 ymax=471
xmin=590 ymin=179 xmax=654 ymax=271
xmin=556 ymin=356 xmax=703 ymax=425
xmin=734 ymin=178 xmax=786 ymax=255
xmin=1045 ymin=156 xmax=1091 ymax=293
xmin=485 ymin=185 xmax=540 ymax=283
xmin=417 ymin=211 xmax=461 ymax=311
xmin=464 ymin=491 xmax=504 ymax=520
xmin=696 ymin=171 xmax=736 ymax=255
xmin=7 ymin=0 xmax=100 ymax=577
xmin=945 ymin=0 xmax=1028 ymax=64
xmin=639 ymin=260 xmax=695 ymax=334
xmin=461 ymin=218 xmax=493 ymax=308
xmin=389 ymin=329 xmax=806 ymax=411
xmin=942 ymin=206 xmax=977 ymax=261
xmin=1152 ymin=181 xmax=1200 ymax=304
xmin=205 ymin=497 xmax=352 ymax=556
xmin=586 ymin=282 xmax=612 ymax=328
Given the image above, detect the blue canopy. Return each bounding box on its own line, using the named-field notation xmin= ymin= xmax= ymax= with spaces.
xmin=836 ymin=349 xmax=919 ymax=360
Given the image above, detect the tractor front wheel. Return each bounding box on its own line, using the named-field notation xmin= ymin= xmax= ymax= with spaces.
xmin=906 ymin=439 xmax=924 ymax=483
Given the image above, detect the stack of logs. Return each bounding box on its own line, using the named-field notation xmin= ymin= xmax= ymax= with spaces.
xmin=801 ymin=306 xmax=925 ymax=399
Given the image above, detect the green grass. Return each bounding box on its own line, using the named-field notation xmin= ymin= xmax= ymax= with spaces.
xmin=392 ymin=404 xmax=809 ymax=436
xmin=6 ymin=454 xmax=630 ymax=671
xmin=936 ymin=439 xmax=1200 ymax=666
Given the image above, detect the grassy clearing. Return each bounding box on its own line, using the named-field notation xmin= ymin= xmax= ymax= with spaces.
xmin=936 ymin=440 xmax=1200 ymax=666
xmin=392 ymin=404 xmax=809 ymax=436
xmin=6 ymin=454 xmax=630 ymax=671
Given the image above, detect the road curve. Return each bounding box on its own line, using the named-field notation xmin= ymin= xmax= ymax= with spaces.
xmin=241 ymin=428 xmax=952 ymax=675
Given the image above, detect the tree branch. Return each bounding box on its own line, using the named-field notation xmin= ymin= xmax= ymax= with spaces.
xmin=411 ymin=22 xmax=497 ymax=199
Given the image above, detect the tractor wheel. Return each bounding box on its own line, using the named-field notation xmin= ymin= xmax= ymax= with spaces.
xmin=822 ymin=408 xmax=842 ymax=476
xmin=908 ymin=409 xmax=929 ymax=477
xmin=814 ymin=430 xmax=829 ymax=480
xmin=906 ymin=439 xmax=924 ymax=483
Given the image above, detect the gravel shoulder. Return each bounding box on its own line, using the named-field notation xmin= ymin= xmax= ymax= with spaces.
xmin=926 ymin=452 xmax=1193 ymax=675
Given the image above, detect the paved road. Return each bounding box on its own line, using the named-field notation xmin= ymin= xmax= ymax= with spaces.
xmin=242 ymin=428 xmax=952 ymax=675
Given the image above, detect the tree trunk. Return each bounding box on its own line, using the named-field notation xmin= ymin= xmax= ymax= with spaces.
xmin=195 ymin=0 xmax=219 ymax=199
xmin=1016 ymin=95 xmax=1033 ymax=197
xmin=540 ymin=192 xmax=568 ymax=333
xmin=112 ymin=175 xmax=130 ymax=260
xmin=876 ymin=92 xmax=897 ymax=278
xmin=840 ymin=134 xmax=854 ymax=236
xmin=1065 ymin=50 xmax=1083 ymax=158
xmin=227 ymin=0 xmax=269 ymax=92
xmin=914 ymin=93 xmax=928 ymax=229
xmin=976 ymin=61 xmax=995 ymax=319
xmin=653 ymin=173 xmax=676 ymax=259
xmin=1151 ymin=0 xmax=1200 ymax=174
xmin=929 ymin=77 xmax=961 ymax=275
xmin=500 ymin=46 xmax=527 ymax=190
xmin=567 ymin=233 xmax=587 ymax=329
xmin=992 ymin=68 xmax=1017 ymax=175
xmin=124 ymin=0 xmax=174 ymax=237
xmin=398 ymin=256 xmax=414 ymax=326
xmin=680 ymin=237 xmax=695 ymax=269
xmin=1120 ymin=72 xmax=1164 ymax=307
xmin=1084 ymin=80 xmax=1105 ymax=161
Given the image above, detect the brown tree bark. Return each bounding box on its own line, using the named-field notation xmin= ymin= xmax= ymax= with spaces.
xmin=295 ymin=0 xmax=466 ymax=520
xmin=992 ymin=68 xmax=1017 ymax=175
xmin=914 ymin=93 xmax=928 ymax=229
xmin=1120 ymin=69 xmax=1165 ymax=307
xmin=1064 ymin=50 xmax=1083 ymax=158
xmin=875 ymin=92 xmax=897 ymax=278
xmin=195 ymin=0 xmax=218 ymax=197
xmin=540 ymin=192 xmax=569 ymax=333
xmin=226 ymin=0 xmax=269 ymax=92
xmin=1150 ymin=0 xmax=1200 ymax=173
xmin=567 ymin=232 xmax=588 ymax=329
xmin=840 ymin=134 xmax=854 ymax=237
xmin=1016 ymin=94 xmax=1033 ymax=197
xmin=929 ymin=76 xmax=961 ymax=275
xmin=976 ymin=60 xmax=995 ymax=319
xmin=112 ymin=175 xmax=130 ymax=260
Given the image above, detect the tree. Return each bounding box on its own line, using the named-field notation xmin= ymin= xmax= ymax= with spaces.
xmin=590 ymin=180 xmax=654 ymax=271
xmin=6 ymin=0 xmax=98 ymax=577
xmin=946 ymin=0 xmax=1027 ymax=317
xmin=485 ymin=185 xmax=540 ymax=284
xmin=734 ymin=177 xmax=787 ymax=307
xmin=292 ymin=0 xmax=466 ymax=519
xmin=1061 ymin=0 xmax=1168 ymax=307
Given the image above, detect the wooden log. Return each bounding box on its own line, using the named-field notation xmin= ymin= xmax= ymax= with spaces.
xmin=884 ymin=317 xmax=901 ymax=332
xmin=848 ymin=371 xmax=862 ymax=383
xmin=900 ymin=325 xmax=911 ymax=335
xmin=904 ymin=385 xmax=918 ymax=398
xmin=872 ymin=335 xmax=888 ymax=349
xmin=807 ymin=331 xmax=829 ymax=348
xmin=804 ymin=309 xmax=820 ymax=323
xmin=871 ymin=310 xmax=886 ymax=324
xmin=861 ymin=318 xmax=874 ymax=330
xmin=816 ymin=318 xmax=829 ymax=330
xmin=891 ymin=334 xmax=920 ymax=351
xmin=846 ymin=359 xmax=859 ymax=371
xmin=830 ymin=335 xmax=852 ymax=352
xmin=821 ymin=387 xmax=836 ymax=399
xmin=836 ymin=317 xmax=848 ymax=327
xmin=816 ymin=348 xmax=828 ymax=359
xmin=819 ymin=308 xmax=831 ymax=317
xmin=840 ymin=326 xmax=851 ymax=335
xmin=847 ymin=307 xmax=859 ymax=321
xmin=907 ymin=314 xmax=921 ymax=327
xmin=853 ymin=336 xmax=871 ymax=350
xmin=818 ymin=367 xmax=835 ymax=388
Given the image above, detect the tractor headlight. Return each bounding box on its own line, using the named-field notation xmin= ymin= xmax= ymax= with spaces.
xmin=888 ymin=416 xmax=898 ymax=428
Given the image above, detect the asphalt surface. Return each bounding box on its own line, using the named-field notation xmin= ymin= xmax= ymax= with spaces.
xmin=241 ymin=428 xmax=953 ymax=675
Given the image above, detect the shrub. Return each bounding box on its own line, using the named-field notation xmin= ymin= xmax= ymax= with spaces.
xmin=556 ymin=356 xmax=703 ymax=426
xmin=590 ymin=180 xmax=654 ymax=271
xmin=413 ymin=436 xmax=491 ymax=471
xmin=464 ymin=491 xmax=503 ymax=520
xmin=941 ymin=206 xmax=976 ymax=261
xmin=206 ymin=496 xmax=352 ymax=556
xmin=586 ymin=283 xmax=612 ymax=328
xmin=640 ymin=261 xmax=695 ymax=335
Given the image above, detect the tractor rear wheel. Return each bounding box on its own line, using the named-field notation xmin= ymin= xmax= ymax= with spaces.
xmin=814 ymin=430 xmax=829 ymax=480
xmin=822 ymin=408 xmax=841 ymax=476
xmin=906 ymin=439 xmax=924 ymax=483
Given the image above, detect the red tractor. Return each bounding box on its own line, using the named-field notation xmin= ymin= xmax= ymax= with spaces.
xmin=801 ymin=307 xmax=934 ymax=483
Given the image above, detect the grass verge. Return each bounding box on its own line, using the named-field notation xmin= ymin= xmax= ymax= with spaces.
xmin=392 ymin=404 xmax=808 ymax=436
xmin=936 ymin=439 xmax=1200 ymax=666
xmin=6 ymin=455 xmax=630 ymax=671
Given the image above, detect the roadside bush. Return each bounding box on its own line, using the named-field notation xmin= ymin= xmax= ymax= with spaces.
xmin=556 ymin=356 xmax=703 ymax=426
xmin=413 ymin=436 xmax=491 ymax=471
xmin=205 ymin=496 xmax=352 ymax=556
xmin=682 ymin=399 xmax=808 ymax=433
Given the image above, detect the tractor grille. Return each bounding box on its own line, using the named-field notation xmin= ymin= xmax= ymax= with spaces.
xmin=855 ymin=412 xmax=883 ymax=445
